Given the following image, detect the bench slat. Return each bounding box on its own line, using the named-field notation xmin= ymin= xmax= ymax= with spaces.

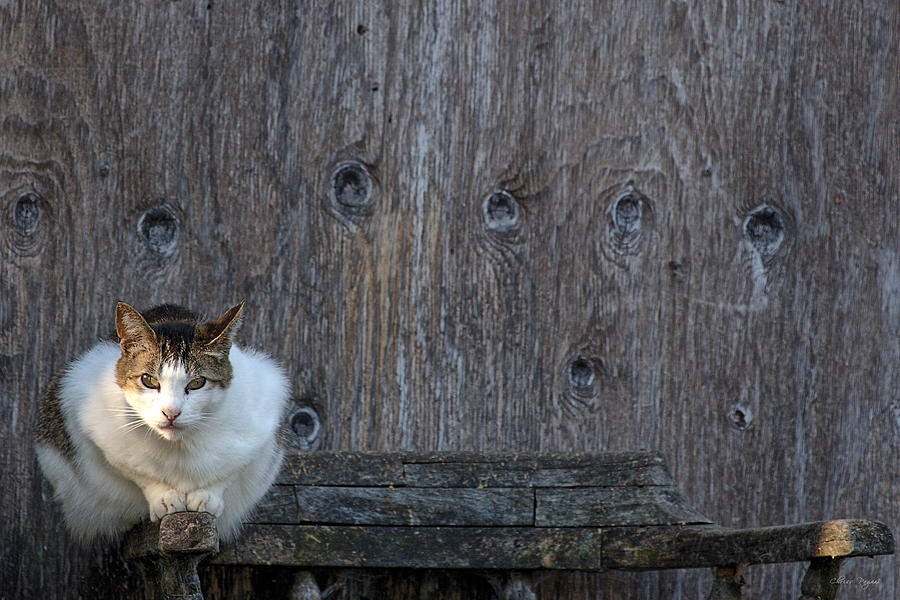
xmin=278 ymin=452 xmax=405 ymax=486
xmin=212 ymin=525 xmax=604 ymax=570
xmin=250 ymin=483 xmax=710 ymax=527
xmin=291 ymin=487 xmax=534 ymax=526
xmin=276 ymin=451 xmax=672 ymax=488
xmin=536 ymin=487 xmax=712 ymax=527
xmin=404 ymin=453 xmax=672 ymax=488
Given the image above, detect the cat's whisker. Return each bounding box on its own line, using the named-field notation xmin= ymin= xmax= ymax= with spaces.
xmin=105 ymin=408 xmax=142 ymax=418
xmin=119 ymin=420 xmax=148 ymax=434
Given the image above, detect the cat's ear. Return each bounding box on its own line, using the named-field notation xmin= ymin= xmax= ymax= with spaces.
xmin=115 ymin=302 xmax=156 ymax=355
xmin=195 ymin=302 xmax=243 ymax=355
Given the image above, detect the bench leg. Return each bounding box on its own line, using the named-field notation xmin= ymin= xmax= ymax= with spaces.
xmin=800 ymin=557 xmax=844 ymax=600
xmin=707 ymin=565 xmax=744 ymax=600
xmin=134 ymin=552 xmax=209 ymax=600
xmin=502 ymin=572 xmax=536 ymax=600
xmin=290 ymin=571 xmax=322 ymax=600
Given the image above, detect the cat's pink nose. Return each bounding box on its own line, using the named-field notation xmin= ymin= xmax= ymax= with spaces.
xmin=161 ymin=408 xmax=181 ymax=422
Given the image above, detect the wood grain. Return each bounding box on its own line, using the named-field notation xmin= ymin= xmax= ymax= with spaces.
xmin=535 ymin=487 xmax=711 ymax=527
xmin=3 ymin=1 xmax=898 ymax=599
xmin=291 ymin=486 xmax=535 ymax=526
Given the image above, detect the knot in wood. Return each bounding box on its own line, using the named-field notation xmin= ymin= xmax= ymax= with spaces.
xmin=604 ymin=184 xmax=653 ymax=261
xmin=330 ymin=161 xmax=374 ymax=216
xmin=613 ymin=192 xmax=642 ymax=238
xmin=288 ymin=403 xmax=322 ymax=450
xmin=14 ymin=192 xmax=42 ymax=237
xmin=744 ymin=205 xmax=785 ymax=256
xmin=138 ymin=204 xmax=179 ymax=257
xmin=4 ymin=186 xmax=52 ymax=257
xmin=568 ymin=356 xmax=596 ymax=390
xmin=483 ymin=190 xmax=520 ymax=234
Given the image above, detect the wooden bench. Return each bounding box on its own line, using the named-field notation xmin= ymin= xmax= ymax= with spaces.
xmin=123 ymin=451 xmax=894 ymax=599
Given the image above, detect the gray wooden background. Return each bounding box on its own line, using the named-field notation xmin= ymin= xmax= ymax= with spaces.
xmin=1 ymin=1 xmax=897 ymax=599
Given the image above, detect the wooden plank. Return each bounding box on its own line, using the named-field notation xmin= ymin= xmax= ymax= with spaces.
xmin=601 ymin=520 xmax=895 ymax=570
xmin=279 ymin=450 xmax=673 ymax=487
xmin=277 ymin=452 xmax=405 ymax=486
xmin=213 ymin=525 xmax=604 ymax=570
xmin=402 ymin=452 xmax=673 ymax=488
xmin=290 ymin=486 xmax=534 ymax=526
xmin=535 ymin=487 xmax=711 ymax=527
xmin=247 ymin=485 xmax=299 ymax=523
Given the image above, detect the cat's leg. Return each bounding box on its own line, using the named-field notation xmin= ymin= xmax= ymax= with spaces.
xmin=140 ymin=482 xmax=187 ymax=521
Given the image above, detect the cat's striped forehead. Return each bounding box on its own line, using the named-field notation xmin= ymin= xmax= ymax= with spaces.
xmin=154 ymin=322 xmax=197 ymax=365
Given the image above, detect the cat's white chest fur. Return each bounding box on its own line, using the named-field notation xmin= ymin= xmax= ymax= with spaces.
xmin=37 ymin=334 xmax=289 ymax=543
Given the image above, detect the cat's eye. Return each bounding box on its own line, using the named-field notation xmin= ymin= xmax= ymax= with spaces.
xmin=186 ymin=377 xmax=206 ymax=391
xmin=140 ymin=374 xmax=160 ymax=389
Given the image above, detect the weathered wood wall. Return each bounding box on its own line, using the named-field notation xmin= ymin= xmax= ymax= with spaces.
xmin=1 ymin=1 xmax=897 ymax=598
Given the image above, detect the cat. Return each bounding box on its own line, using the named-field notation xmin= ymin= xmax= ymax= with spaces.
xmin=35 ymin=301 xmax=290 ymax=544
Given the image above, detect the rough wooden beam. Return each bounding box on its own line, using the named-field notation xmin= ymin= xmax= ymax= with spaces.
xmin=602 ymin=520 xmax=894 ymax=570
xmin=212 ymin=525 xmax=604 ymax=570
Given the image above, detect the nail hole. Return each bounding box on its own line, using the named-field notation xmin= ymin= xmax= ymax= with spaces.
xmin=728 ymin=404 xmax=753 ymax=431
xmin=138 ymin=204 xmax=179 ymax=256
xmin=357 ymin=24 xmax=368 ymax=35
xmin=331 ymin=162 xmax=374 ymax=216
xmin=482 ymin=190 xmax=520 ymax=233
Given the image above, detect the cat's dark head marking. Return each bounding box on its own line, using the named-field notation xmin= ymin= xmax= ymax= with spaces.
xmin=115 ymin=302 xmax=244 ymax=391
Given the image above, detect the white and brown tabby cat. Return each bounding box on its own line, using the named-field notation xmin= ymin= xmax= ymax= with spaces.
xmin=35 ymin=302 xmax=289 ymax=543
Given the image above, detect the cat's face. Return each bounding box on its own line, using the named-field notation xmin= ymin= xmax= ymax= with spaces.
xmin=114 ymin=302 xmax=243 ymax=441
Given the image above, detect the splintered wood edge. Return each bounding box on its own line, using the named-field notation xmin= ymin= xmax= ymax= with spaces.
xmin=601 ymin=519 xmax=895 ymax=570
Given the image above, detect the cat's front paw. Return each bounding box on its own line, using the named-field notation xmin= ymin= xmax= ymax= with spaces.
xmin=147 ymin=488 xmax=187 ymax=521
xmin=185 ymin=489 xmax=224 ymax=516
